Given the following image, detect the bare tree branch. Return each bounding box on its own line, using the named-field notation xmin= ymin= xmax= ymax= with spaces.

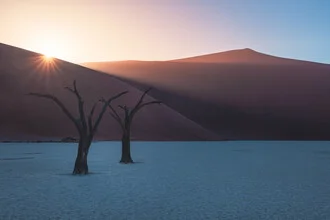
xmin=64 ymin=87 xmax=75 ymax=95
xmin=137 ymin=101 xmax=162 ymax=110
xmin=89 ymin=102 xmax=98 ymax=118
xmin=131 ymin=101 xmax=161 ymax=118
xmin=87 ymin=102 xmax=98 ymax=134
xmin=109 ymin=105 xmax=121 ymax=121
xmin=65 ymin=81 xmax=87 ymax=132
xmin=118 ymin=105 xmax=130 ymax=123
xmin=108 ymin=105 xmax=124 ymax=130
xmin=91 ymin=91 xmax=128 ymax=136
xmin=65 ymin=81 xmax=82 ymax=100
xmin=133 ymin=87 xmax=152 ymax=110
xmin=109 ymin=112 xmax=125 ymax=131
xmin=99 ymin=97 xmax=106 ymax=103
xmin=65 ymin=86 xmax=75 ymax=94
xmin=98 ymin=91 xmax=129 ymax=106
xmin=118 ymin=105 xmax=127 ymax=111
xmin=108 ymin=91 xmax=129 ymax=102
xmin=29 ymin=93 xmax=81 ymax=132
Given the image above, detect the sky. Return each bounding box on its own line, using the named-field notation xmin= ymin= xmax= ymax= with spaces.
xmin=0 ymin=0 xmax=329 ymax=63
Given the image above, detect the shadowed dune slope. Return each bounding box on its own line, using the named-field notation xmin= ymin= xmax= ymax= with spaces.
xmin=0 ymin=43 xmax=220 ymax=141
xmin=83 ymin=50 xmax=330 ymax=140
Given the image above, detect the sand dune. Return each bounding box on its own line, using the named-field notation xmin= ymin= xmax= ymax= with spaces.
xmin=171 ymin=48 xmax=327 ymax=66
xmin=83 ymin=49 xmax=330 ymax=140
xmin=0 ymin=43 xmax=220 ymax=141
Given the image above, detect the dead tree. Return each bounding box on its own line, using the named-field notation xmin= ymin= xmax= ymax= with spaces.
xmin=103 ymin=88 xmax=161 ymax=163
xmin=29 ymin=80 xmax=127 ymax=174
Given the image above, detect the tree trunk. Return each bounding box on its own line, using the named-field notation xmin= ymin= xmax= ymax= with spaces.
xmin=120 ymin=132 xmax=133 ymax=164
xmin=73 ymin=137 xmax=91 ymax=174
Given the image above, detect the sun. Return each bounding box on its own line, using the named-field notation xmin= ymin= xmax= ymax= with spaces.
xmin=41 ymin=46 xmax=57 ymax=60
xmin=30 ymin=30 xmax=74 ymax=62
xmin=43 ymin=54 xmax=54 ymax=61
xmin=39 ymin=40 xmax=62 ymax=61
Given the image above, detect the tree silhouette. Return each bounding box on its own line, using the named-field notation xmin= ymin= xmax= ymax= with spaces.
xmin=30 ymin=80 xmax=127 ymax=174
xmin=103 ymin=88 xmax=161 ymax=163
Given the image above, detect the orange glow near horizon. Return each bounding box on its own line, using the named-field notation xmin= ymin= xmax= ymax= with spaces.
xmin=31 ymin=31 xmax=73 ymax=61
xmin=3 ymin=1 xmax=327 ymax=64
xmin=0 ymin=1 xmax=242 ymax=64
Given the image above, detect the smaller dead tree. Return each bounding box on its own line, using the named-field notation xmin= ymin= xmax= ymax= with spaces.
xmin=103 ymin=88 xmax=161 ymax=164
xmin=30 ymin=80 xmax=127 ymax=174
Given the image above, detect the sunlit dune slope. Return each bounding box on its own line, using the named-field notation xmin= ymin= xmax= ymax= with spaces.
xmin=0 ymin=43 xmax=220 ymax=141
xmin=83 ymin=49 xmax=330 ymax=140
xmin=171 ymin=48 xmax=327 ymax=66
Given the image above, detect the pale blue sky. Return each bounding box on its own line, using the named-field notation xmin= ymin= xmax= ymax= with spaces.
xmin=1 ymin=0 xmax=329 ymax=63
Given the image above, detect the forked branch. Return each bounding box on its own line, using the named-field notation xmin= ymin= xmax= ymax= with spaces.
xmin=90 ymin=91 xmax=128 ymax=136
xmin=107 ymin=88 xmax=162 ymax=127
xmin=133 ymin=87 xmax=152 ymax=110
xmin=108 ymin=105 xmax=124 ymax=130
xmin=65 ymin=80 xmax=87 ymax=130
xmin=65 ymin=80 xmax=82 ymax=101
xmin=131 ymin=100 xmax=162 ymax=117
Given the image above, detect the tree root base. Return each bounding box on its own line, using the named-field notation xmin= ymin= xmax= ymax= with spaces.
xmin=119 ymin=159 xmax=134 ymax=164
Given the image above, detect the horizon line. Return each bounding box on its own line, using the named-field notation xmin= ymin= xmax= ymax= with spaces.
xmin=1 ymin=42 xmax=329 ymax=65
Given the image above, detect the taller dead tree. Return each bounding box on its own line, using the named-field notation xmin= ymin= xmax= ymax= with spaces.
xmin=30 ymin=80 xmax=127 ymax=174
xmin=103 ymin=88 xmax=161 ymax=163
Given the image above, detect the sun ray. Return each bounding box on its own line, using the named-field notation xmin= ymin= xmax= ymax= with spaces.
xmin=28 ymin=54 xmax=61 ymax=76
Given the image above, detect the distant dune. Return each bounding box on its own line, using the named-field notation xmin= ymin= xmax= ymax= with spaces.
xmin=0 ymin=43 xmax=220 ymax=141
xmin=83 ymin=49 xmax=330 ymax=140
xmin=171 ymin=48 xmax=327 ymax=66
